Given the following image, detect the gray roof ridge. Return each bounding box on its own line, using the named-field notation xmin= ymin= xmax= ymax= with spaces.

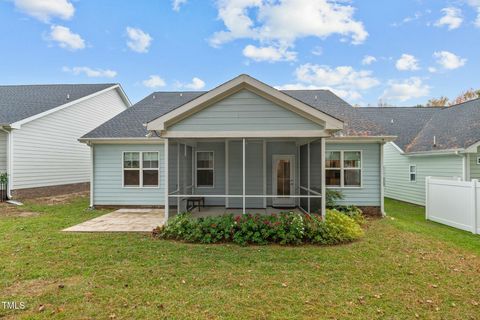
xmin=439 ymin=97 xmax=480 ymax=110
xmin=0 ymin=83 xmax=117 ymax=87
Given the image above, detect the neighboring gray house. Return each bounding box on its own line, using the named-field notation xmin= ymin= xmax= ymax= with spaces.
xmin=359 ymin=99 xmax=480 ymax=206
xmin=0 ymin=84 xmax=130 ymax=198
xmin=80 ymin=74 xmax=395 ymax=218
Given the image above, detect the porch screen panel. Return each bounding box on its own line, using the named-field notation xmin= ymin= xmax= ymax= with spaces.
xmin=309 ymin=141 xmax=322 ymax=214
xmin=245 ymin=140 xmax=263 ymax=208
xmin=299 ymin=144 xmax=309 ymax=212
xmin=228 ymin=141 xmax=242 ymax=208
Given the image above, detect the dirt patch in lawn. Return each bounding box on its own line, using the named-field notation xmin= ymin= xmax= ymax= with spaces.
xmin=3 ymin=276 xmax=84 ymax=298
xmin=0 ymin=203 xmax=39 ymax=217
xmin=31 ymin=191 xmax=89 ymax=206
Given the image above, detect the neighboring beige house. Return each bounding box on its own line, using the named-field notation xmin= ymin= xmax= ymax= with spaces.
xmin=0 ymin=84 xmax=130 ymax=198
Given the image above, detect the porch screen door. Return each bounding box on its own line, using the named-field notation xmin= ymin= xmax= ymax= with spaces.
xmin=272 ymin=155 xmax=295 ymax=207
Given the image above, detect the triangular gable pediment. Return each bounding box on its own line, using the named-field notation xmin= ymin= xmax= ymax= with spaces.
xmin=146 ymin=74 xmax=343 ymax=136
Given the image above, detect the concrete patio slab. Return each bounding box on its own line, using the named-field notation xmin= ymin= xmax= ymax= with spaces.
xmin=63 ymin=209 xmax=165 ymax=232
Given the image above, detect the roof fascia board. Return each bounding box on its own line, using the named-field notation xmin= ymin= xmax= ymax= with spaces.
xmin=146 ymin=74 xmax=344 ymax=131
xmin=159 ymin=130 xmax=331 ymax=138
xmin=79 ymin=137 xmax=164 ymax=145
xmin=326 ymin=136 xmax=397 ymax=143
xmin=464 ymin=140 xmax=480 ymax=153
xmin=389 ymin=141 xmax=405 ymax=154
xmin=405 ymin=148 xmax=464 ymax=156
xmin=10 ymin=84 xmax=126 ymax=128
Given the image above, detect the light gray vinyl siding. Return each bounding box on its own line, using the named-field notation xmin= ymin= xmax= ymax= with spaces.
xmin=93 ymin=144 xmax=164 ymax=206
xmin=169 ymin=89 xmax=323 ymax=131
xmin=384 ymin=142 xmax=463 ymax=206
xmin=326 ymin=142 xmax=381 ymax=207
xmin=11 ymin=89 xmax=128 ymax=190
xmin=469 ymin=147 xmax=480 ymax=179
xmin=0 ymin=130 xmax=7 ymax=172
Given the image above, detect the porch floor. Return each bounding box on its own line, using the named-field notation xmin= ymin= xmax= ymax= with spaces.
xmin=63 ymin=209 xmax=165 ymax=232
xmin=175 ymin=206 xmax=303 ymax=218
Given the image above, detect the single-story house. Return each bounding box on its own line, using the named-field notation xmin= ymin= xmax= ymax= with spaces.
xmin=356 ymin=99 xmax=480 ymax=206
xmin=0 ymin=84 xmax=131 ymax=198
xmin=80 ymin=74 xmax=396 ymax=218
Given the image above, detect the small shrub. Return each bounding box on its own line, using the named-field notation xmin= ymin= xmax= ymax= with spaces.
xmin=154 ymin=210 xmax=363 ymax=246
xmin=332 ymin=205 xmax=366 ymax=225
xmin=326 ymin=189 xmax=344 ymax=207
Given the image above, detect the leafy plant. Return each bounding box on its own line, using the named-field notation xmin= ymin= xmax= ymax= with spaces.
xmin=325 ymin=189 xmax=344 ymax=207
xmin=0 ymin=172 xmax=7 ymax=184
xmin=154 ymin=210 xmax=363 ymax=246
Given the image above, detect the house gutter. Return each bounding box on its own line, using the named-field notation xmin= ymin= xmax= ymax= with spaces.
xmin=405 ymin=148 xmax=464 ymax=157
xmin=0 ymin=126 xmax=12 ymax=198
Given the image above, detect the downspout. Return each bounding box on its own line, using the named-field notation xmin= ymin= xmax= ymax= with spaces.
xmin=0 ymin=127 xmax=12 ymax=199
xmin=455 ymin=151 xmax=468 ymax=181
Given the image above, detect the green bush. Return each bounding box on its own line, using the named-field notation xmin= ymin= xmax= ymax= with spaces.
xmin=154 ymin=210 xmax=364 ymax=246
xmin=331 ymin=205 xmax=366 ymax=225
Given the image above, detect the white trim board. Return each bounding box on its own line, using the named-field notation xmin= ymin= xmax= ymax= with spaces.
xmin=146 ymin=74 xmax=344 ymax=132
xmin=11 ymin=85 xmax=130 ymax=128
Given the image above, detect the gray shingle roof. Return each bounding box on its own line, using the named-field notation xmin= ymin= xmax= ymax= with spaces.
xmin=406 ymin=98 xmax=480 ymax=152
xmin=83 ymin=89 xmax=360 ymax=139
xmin=0 ymin=83 xmax=116 ymax=124
xmin=82 ymin=87 xmax=480 ymax=153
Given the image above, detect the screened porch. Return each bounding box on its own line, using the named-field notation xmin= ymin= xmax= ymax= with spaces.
xmin=164 ymin=138 xmax=327 ymax=220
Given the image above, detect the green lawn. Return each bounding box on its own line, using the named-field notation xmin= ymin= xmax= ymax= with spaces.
xmin=1 ymin=196 xmax=479 ymax=319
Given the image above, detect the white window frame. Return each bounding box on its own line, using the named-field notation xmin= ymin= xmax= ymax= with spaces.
xmin=325 ymin=150 xmax=363 ymax=189
xmin=409 ymin=164 xmax=417 ymax=182
xmin=477 ymin=156 xmax=480 ymax=165
xmin=122 ymin=151 xmax=160 ymax=188
xmin=195 ymin=150 xmax=215 ymax=188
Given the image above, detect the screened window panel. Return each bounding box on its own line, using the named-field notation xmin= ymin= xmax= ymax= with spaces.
xmin=344 ymin=151 xmax=361 ymax=168
xmin=326 ymin=169 xmax=341 ymax=187
xmin=124 ymin=170 xmax=140 ymax=187
xmin=344 ymin=169 xmax=361 ymax=187
xmin=124 ymin=152 xmax=140 ymax=168
xmin=326 ymin=151 xmax=341 ymax=168
xmin=143 ymin=152 xmax=159 ymax=169
xmin=197 ymin=170 xmax=214 ymax=187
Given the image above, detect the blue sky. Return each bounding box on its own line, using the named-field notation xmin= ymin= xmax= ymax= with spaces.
xmin=0 ymin=0 xmax=479 ymax=106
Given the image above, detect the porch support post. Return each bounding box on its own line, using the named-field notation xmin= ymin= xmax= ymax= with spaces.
xmin=321 ymin=138 xmax=326 ymax=219
xmin=242 ymin=138 xmax=246 ymax=215
xmin=177 ymin=142 xmax=180 ymax=214
xmin=225 ymin=140 xmax=229 ymax=208
xmin=89 ymin=144 xmax=94 ymax=208
xmin=307 ymin=142 xmax=311 ymax=213
xmin=164 ymin=138 xmax=169 ymax=222
xmin=380 ymin=143 xmax=385 ymax=216
xmin=263 ymin=139 xmax=267 ymax=209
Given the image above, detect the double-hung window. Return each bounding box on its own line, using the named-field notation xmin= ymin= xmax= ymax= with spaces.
xmin=123 ymin=152 xmax=159 ymax=187
xmin=326 ymin=151 xmax=362 ymax=187
xmin=196 ymin=151 xmax=214 ymax=187
xmin=409 ymin=165 xmax=416 ymax=182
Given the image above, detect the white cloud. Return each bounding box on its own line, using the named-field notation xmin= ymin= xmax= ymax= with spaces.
xmin=177 ymin=77 xmax=206 ymax=90
xmin=14 ymin=0 xmax=74 ymax=22
xmin=428 ymin=66 xmax=437 ymax=73
xmin=361 ymin=55 xmax=376 ymax=65
xmin=433 ymin=51 xmax=466 ymax=69
xmin=48 ymin=25 xmax=85 ymax=50
xmin=476 ymin=9 xmax=480 ymax=27
xmin=126 ymin=27 xmax=152 ymax=53
xmin=382 ymin=77 xmax=430 ymax=102
xmin=242 ymin=44 xmax=296 ymax=62
xmin=172 ymin=0 xmax=188 ymax=11
xmin=209 ymin=0 xmax=368 ymax=52
xmin=277 ymin=63 xmax=379 ymax=101
xmin=62 ymin=66 xmax=117 ymax=78
xmin=395 ymin=54 xmax=420 ymax=71
xmin=142 ymin=75 xmax=166 ymax=88
xmin=311 ymin=46 xmax=323 ymax=56
xmin=434 ymin=7 xmax=463 ymax=30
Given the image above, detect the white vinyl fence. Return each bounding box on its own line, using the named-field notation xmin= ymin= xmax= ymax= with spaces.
xmin=426 ymin=177 xmax=480 ymax=234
